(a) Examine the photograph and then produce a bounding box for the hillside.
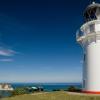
[1,91,100,100]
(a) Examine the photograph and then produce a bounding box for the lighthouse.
[76,2,100,94]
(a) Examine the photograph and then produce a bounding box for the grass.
[1,91,100,100]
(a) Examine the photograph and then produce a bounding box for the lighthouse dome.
[84,2,100,22]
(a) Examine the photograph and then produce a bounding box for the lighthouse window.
[84,7,97,22]
[96,8,100,19]
[90,24,95,33]
[90,8,96,20]
[83,79,85,88]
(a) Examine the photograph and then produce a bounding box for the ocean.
[11,83,82,91]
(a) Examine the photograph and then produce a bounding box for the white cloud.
[0,48,17,56]
[0,59,13,62]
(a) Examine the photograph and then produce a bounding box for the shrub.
[11,88,28,96]
[67,86,81,92]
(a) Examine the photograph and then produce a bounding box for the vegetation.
[11,87,44,96]
[67,86,81,92]
[53,89,62,91]
[1,91,100,100]
[11,88,28,96]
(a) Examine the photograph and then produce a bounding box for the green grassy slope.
[1,91,100,100]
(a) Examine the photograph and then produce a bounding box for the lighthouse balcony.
[76,20,100,43]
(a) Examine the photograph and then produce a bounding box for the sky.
[0,0,99,83]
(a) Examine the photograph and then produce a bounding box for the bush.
[67,86,81,92]
[11,88,28,96]
[53,89,60,91]
[11,87,44,96]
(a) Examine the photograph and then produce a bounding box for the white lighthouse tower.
[76,2,100,94]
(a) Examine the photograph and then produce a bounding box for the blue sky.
[0,0,98,83]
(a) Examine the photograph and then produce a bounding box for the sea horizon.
[0,82,81,84]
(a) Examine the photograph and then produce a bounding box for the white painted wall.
[83,40,100,91]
